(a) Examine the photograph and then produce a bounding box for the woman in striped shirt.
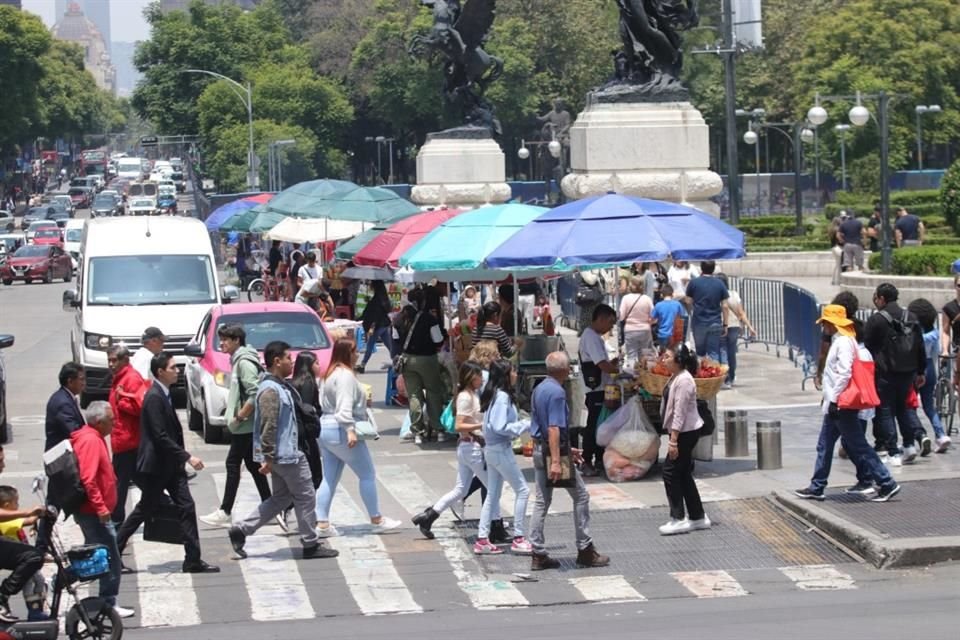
[472,301,515,358]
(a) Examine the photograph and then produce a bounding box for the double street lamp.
[915,104,942,170]
[267,139,295,192]
[182,69,257,191]
[742,115,813,234]
[519,134,563,204]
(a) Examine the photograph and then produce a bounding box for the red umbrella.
[353,207,463,269]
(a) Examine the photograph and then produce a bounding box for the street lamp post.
[182,68,257,191]
[375,136,395,184]
[268,139,295,192]
[834,124,850,191]
[743,117,807,234]
[519,133,564,205]
[915,104,942,170]
[736,108,766,213]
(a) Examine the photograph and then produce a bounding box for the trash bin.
[756,420,782,469]
[724,409,749,457]
[693,396,716,462]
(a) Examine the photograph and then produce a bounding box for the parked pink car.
[184,302,333,443]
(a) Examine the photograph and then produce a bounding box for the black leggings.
[662,430,705,521]
[221,432,271,514]
[0,537,43,598]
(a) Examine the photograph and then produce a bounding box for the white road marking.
[779,565,857,591]
[326,486,423,615]
[127,487,202,628]
[694,479,737,503]
[568,575,646,604]
[212,473,315,621]
[671,570,749,598]
[378,464,529,610]
[585,483,648,511]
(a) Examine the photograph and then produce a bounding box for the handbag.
[617,295,642,348]
[540,431,576,488]
[837,340,881,410]
[393,311,422,374]
[143,503,184,545]
[440,400,456,434]
[354,408,381,441]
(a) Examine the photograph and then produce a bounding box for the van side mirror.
[221,285,240,302]
[0,334,13,349]
[184,342,203,358]
[62,289,80,311]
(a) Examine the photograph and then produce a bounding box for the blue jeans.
[361,325,394,367]
[315,425,380,522]
[719,326,740,383]
[918,378,946,439]
[477,442,529,540]
[808,411,895,493]
[692,322,722,362]
[74,513,121,607]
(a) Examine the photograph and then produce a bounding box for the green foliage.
[868,246,960,275]
[206,120,319,193]
[746,240,832,252]
[0,7,51,152]
[940,157,960,233]
[824,201,942,220]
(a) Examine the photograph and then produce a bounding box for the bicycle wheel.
[947,386,957,437]
[935,377,954,436]
[247,279,265,302]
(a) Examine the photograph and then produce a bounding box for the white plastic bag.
[596,403,632,448]
[602,398,660,482]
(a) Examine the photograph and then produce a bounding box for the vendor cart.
[514,335,586,429]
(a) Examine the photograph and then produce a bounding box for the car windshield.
[68,189,85,196]
[87,255,217,306]
[214,312,329,352]
[14,245,49,257]
[65,229,82,242]
[27,208,47,216]
[93,197,114,206]
[28,222,55,230]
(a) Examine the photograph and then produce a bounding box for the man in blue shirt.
[650,284,687,347]
[528,351,609,571]
[684,260,729,362]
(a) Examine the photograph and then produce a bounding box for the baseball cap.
[142,326,165,342]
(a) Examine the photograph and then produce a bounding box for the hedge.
[824,202,942,220]
[835,189,940,207]
[867,245,960,275]
[738,222,816,238]
[747,240,831,252]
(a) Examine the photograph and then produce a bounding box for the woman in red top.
[108,345,147,526]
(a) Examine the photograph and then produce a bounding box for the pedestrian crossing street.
[48,463,863,630]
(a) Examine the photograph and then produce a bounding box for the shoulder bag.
[393,311,422,374]
[618,294,642,347]
[838,339,881,410]
[532,392,576,488]
[354,408,381,441]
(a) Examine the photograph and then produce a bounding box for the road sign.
[140,135,159,146]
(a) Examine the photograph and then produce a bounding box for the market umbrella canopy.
[400,203,549,281]
[205,193,273,231]
[259,179,360,216]
[259,181,419,223]
[485,194,745,269]
[353,208,463,269]
[263,217,366,243]
[333,205,424,262]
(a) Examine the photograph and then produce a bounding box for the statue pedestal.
[560,97,722,214]
[411,129,511,208]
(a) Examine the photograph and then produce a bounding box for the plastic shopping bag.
[596,403,632,448]
[602,397,660,482]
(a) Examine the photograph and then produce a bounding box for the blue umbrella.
[204,193,273,232]
[484,194,745,270]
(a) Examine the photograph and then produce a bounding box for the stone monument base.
[560,96,722,215]
[411,128,510,208]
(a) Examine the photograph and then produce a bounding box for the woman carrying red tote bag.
[838,338,880,410]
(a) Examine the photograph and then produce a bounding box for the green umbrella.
[259,182,418,223]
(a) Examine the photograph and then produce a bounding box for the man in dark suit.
[44,362,86,452]
[115,352,219,574]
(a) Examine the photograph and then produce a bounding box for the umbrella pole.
[514,272,520,337]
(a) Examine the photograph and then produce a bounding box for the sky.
[23,0,153,42]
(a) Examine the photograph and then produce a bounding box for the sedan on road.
[24,220,58,243]
[127,197,156,216]
[91,194,122,217]
[67,186,93,209]
[32,227,64,246]
[0,243,73,285]
[184,302,333,443]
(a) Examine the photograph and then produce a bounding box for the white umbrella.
[264,217,365,243]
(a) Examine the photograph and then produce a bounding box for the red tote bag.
[838,343,881,410]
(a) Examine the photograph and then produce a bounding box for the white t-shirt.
[295,278,323,305]
[726,290,742,329]
[579,326,614,386]
[298,263,320,283]
[456,390,481,423]
[130,346,155,381]
[667,264,699,297]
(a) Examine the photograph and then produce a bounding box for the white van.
[63,217,238,404]
[63,219,84,269]
[115,157,144,181]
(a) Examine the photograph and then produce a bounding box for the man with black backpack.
[864,283,928,465]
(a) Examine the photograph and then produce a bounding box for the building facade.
[52,2,116,94]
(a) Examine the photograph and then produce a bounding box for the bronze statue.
[611,0,699,96]
[536,99,572,145]
[409,0,504,135]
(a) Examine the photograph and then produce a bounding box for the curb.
[771,490,960,569]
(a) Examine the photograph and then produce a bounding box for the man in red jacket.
[108,345,145,526]
[70,401,135,619]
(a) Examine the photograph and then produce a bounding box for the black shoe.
[182,559,220,573]
[228,526,247,559]
[0,595,17,623]
[355,364,365,374]
[793,487,825,501]
[843,482,876,496]
[411,507,439,540]
[303,544,339,559]
[489,519,511,544]
[531,553,561,571]
[920,436,932,457]
[869,483,901,503]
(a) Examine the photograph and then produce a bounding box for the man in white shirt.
[295,278,335,318]
[130,326,165,381]
[667,261,699,298]
[296,252,320,288]
[577,304,619,477]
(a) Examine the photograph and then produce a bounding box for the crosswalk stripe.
[326,487,423,615]
[568,575,646,604]
[694,479,736,503]
[377,464,529,610]
[670,570,749,598]
[128,487,202,628]
[212,473,316,621]
[779,565,857,591]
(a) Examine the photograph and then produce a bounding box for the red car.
[32,228,63,246]
[0,244,73,285]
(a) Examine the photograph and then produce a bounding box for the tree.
[205,120,318,193]
[0,7,51,154]
[940,156,960,232]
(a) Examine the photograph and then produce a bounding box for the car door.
[56,246,71,275]
[186,311,213,407]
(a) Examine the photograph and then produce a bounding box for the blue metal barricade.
[783,283,822,388]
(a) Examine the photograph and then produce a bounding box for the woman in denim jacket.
[473,360,531,555]
[315,338,400,536]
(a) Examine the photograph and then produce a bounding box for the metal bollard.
[724,409,749,457]
[756,420,782,470]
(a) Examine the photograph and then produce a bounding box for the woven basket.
[636,365,729,400]
[636,369,670,396]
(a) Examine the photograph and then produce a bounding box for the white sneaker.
[400,430,415,442]
[902,446,918,464]
[316,524,340,538]
[113,605,136,619]
[887,454,903,467]
[199,508,231,528]
[371,517,402,534]
[936,436,952,453]
[658,518,692,536]
[436,431,449,443]
[414,434,424,445]
[689,516,712,531]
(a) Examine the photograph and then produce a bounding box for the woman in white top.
[411,361,501,538]
[667,261,698,298]
[315,338,400,535]
[716,274,757,388]
[618,275,654,366]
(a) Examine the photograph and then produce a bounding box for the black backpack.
[879,309,921,373]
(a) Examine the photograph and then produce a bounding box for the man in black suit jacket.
[44,362,86,452]
[115,352,219,574]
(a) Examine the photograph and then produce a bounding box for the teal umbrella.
[256,182,418,224]
[399,203,549,282]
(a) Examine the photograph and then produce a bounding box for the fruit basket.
[634,359,728,400]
